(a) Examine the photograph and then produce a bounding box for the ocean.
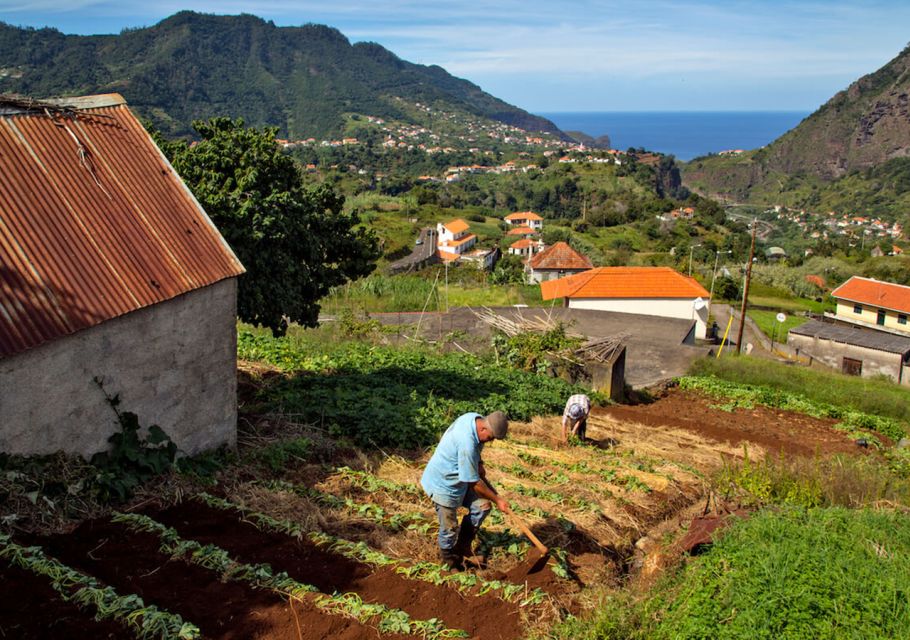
[539,111,810,161]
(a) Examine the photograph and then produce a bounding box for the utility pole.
[688,243,702,277]
[736,219,757,354]
[707,249,731,318]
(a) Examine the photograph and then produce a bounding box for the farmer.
[420,411,511,570]
[562,393,591,442]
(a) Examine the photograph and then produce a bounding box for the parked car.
[415,238,423,245]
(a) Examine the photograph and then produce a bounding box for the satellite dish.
[693,297,706,310]
[776,312,787,323]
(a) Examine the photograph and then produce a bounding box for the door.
[877,309,886,326]
[842,357,863,376]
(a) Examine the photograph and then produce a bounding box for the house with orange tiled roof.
[508,238,545,258]
[436,218,477,257]
[830,276,910,335]
[540,267,711,339]
[506,225,537,237]
[504,211,543,230]
[526,241,593,284]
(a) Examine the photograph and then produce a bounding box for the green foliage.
[163,117,379,335]
[90,380,178,503]
[0,533,199,639]
[716,451,910,508]
[491,325,583,377]
[249,437,312,473]
[614,508,910,639]
[238,330,596,447]
[686,358,910,437]
[489,254,527,285]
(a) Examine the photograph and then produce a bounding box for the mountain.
[0,11,567,140]
[684,43,910,202]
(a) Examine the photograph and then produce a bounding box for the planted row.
[194,493,547,607]
[0,533,199,640]
[112,512,468,639]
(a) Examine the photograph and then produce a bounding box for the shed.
[526,241,593,284]
[0,94,245,457]
[789,319,910,385]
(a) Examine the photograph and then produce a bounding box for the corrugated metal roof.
[540,267,710,301]
[0,93,244,359]
[790,319,910,355]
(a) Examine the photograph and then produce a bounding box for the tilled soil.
[0,564,131,639]
[597,388,864,457]
[154,501,526,640]
[31,520,409,640]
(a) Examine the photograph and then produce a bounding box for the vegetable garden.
[3,331,907,639]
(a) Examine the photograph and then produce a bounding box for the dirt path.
[596,388,862,457]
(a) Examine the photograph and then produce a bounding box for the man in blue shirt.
[420,410,510,569]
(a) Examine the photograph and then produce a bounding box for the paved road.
[388,227,436,273]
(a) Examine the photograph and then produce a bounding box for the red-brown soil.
[154,500,525,640]
[597,389,863,457]
[30,520,409,640]
[0,564,131,639]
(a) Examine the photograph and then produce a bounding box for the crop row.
[678,375,905,443]
[111,512,468,639]
[195,492,550,605]
[0,532,199,639]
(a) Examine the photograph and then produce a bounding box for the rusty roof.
[540,267,710,301]
[0,93,244,359]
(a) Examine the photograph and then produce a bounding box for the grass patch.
[716,451,910,508]
[746,309,809,344]
[688,357,910,433]
[582,507,910,639]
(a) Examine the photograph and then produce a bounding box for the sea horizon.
[539,110,810,161]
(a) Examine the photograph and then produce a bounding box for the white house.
[436,218,477,257]
[540,267,711,339]
[0,94,245,457]
[508,238,545,258]
[504,211,543,230]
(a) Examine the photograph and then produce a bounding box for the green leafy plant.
[0,533,199,639]
[111,512,466,639]
[90,378,178,502]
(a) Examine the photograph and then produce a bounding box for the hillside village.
[1,11,910,640]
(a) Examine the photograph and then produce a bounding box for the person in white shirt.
[562,393,591,442]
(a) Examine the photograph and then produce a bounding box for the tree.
[490,254,527,285]
[162,118,379,335]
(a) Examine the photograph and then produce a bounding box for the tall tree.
[162,117,379,335]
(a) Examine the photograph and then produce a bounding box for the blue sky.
[1,1,908,113]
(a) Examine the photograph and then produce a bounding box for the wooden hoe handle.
[506,510,549,555]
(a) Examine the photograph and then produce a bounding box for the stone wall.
[0,279,238,457]
[788,333,908,385]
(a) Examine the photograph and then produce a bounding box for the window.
[877,309,886,326]
[853,304,862,314]
[900,314,908,325]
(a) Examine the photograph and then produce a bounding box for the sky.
[1,1,909,113]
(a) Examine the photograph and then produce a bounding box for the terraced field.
[1,408,758,639]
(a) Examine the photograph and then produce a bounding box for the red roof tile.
[529,242,592,271]
[832,276,910,314]
[540,267,709,301]
[0,94,244,359]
